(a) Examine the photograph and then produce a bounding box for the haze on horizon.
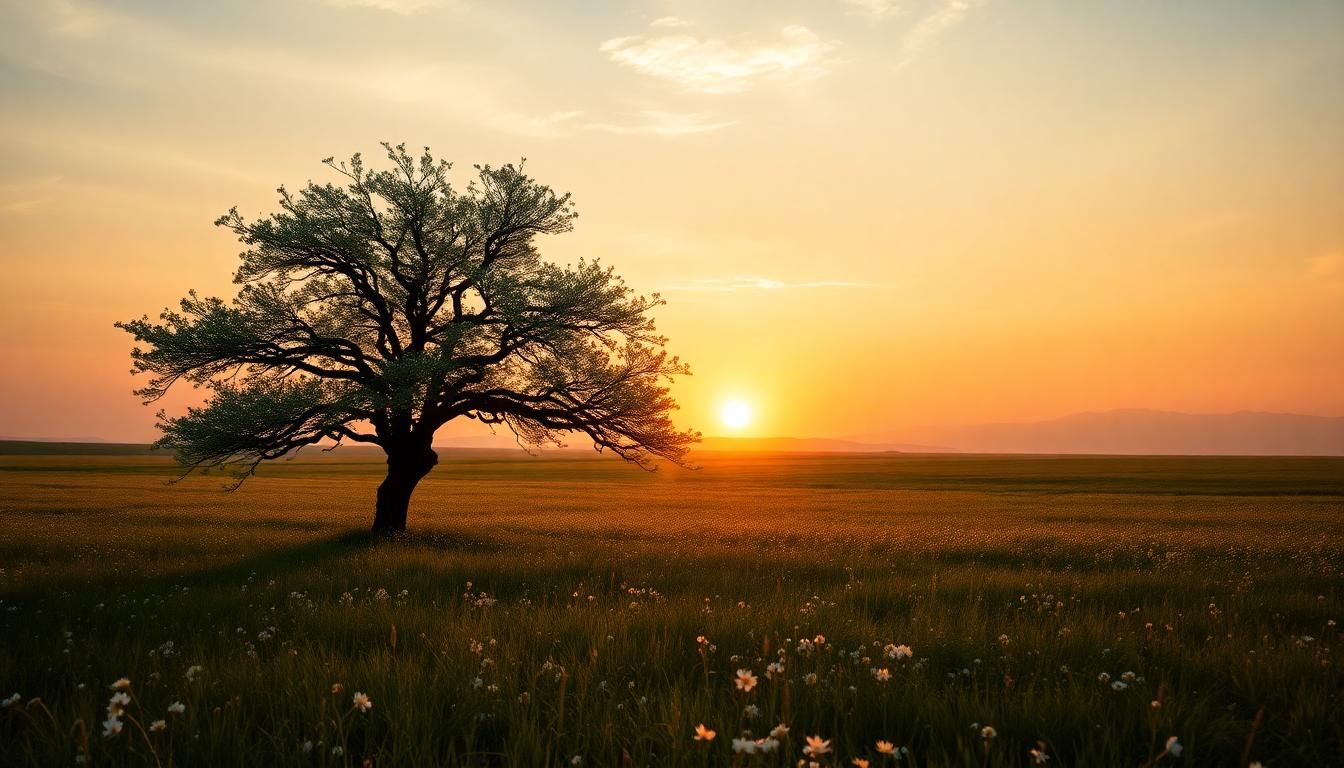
[1,0,1341,445]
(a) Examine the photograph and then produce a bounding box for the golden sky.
[1,0,1341,442]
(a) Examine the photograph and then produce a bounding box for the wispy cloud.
[661,277,887,292]
[600,24,835,94]
[314,0,439,15]
[483,110,586,138]
[5,1,583,140]
[585,110,736,136]
[0,175,64,216]
[840,0,903,19]
[47,0,102,38]
[896,0,987,69]
[649,16,692,29]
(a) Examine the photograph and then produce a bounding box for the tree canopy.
[118,144,697,530]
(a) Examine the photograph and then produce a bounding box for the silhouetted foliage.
[118,144,697,531]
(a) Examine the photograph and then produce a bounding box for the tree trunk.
[372,444,438,533]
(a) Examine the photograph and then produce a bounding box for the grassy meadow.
[0,448,1340,766]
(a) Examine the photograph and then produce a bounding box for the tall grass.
[0,452,1339,765]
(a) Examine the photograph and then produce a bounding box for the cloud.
[46,0,104,38]
[649,16,692,28]
[314,0,439,14]
[840,0,903,19]
[477,110,586,138]
[585,110,736,136]
[895,0,987,69]
[4,2,584,140]
[600,24,835,94]
[0,176,64,216]
[661,277,887,292]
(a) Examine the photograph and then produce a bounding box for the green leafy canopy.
[117,143,698,484]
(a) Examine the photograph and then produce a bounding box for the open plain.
[0,449,1340,766]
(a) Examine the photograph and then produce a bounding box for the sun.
[719,399,753,430]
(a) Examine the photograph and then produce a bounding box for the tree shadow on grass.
[6,528,512,602]
[165,528,510,589]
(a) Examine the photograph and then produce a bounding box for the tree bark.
[372,444,438,533]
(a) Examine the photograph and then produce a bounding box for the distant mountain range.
[853,409,1344,456]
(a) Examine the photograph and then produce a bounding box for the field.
[0,449,1340,767]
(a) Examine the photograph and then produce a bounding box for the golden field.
[0,450,1340,766]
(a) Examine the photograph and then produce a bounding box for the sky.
[1,0,1342,443]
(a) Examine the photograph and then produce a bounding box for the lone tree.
[118,145,697,532]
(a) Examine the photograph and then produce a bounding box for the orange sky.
[1,0,1342,443]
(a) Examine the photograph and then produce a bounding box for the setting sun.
[719,400,753,430]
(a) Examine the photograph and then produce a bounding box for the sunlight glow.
[719,399,753,430]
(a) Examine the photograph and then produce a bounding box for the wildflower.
[735,669,758,692]
[803,735,832,756]
[1,693,20,708]
[109,678,131,691]
[1120,671,1137,683]
[853,760,870,768]
[149,720,167,733]
[518,692,530,705]
[168,701,185,715]
[1165,736,1182,757]
[106,692,130,717]
[756,737,780,753]
[770,723,790,739]
[766,661,785,678]
[352,692,372,712]
[885,643,913,660]
[472,677,483,689]
[331,683,343,695]
[694,723,716,741]
[102,717,123,738]
[875,740,896,755]
[744,704,760,718]
[302,741,313,753]
[1151,700,1162,709]
[1111,681,1128,691]
[571,757,583,766]
[732,737,758,754]
[873,668,891,682]
[981,726,997,740]
[1030,746,1050,764]
[1097,672,1111,683]
[331,746,344,757]
[805,673,818,685]
[997,634,1010,647]
[814,634,826,644]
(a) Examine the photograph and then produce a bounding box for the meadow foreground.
[0,450,1340,766]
